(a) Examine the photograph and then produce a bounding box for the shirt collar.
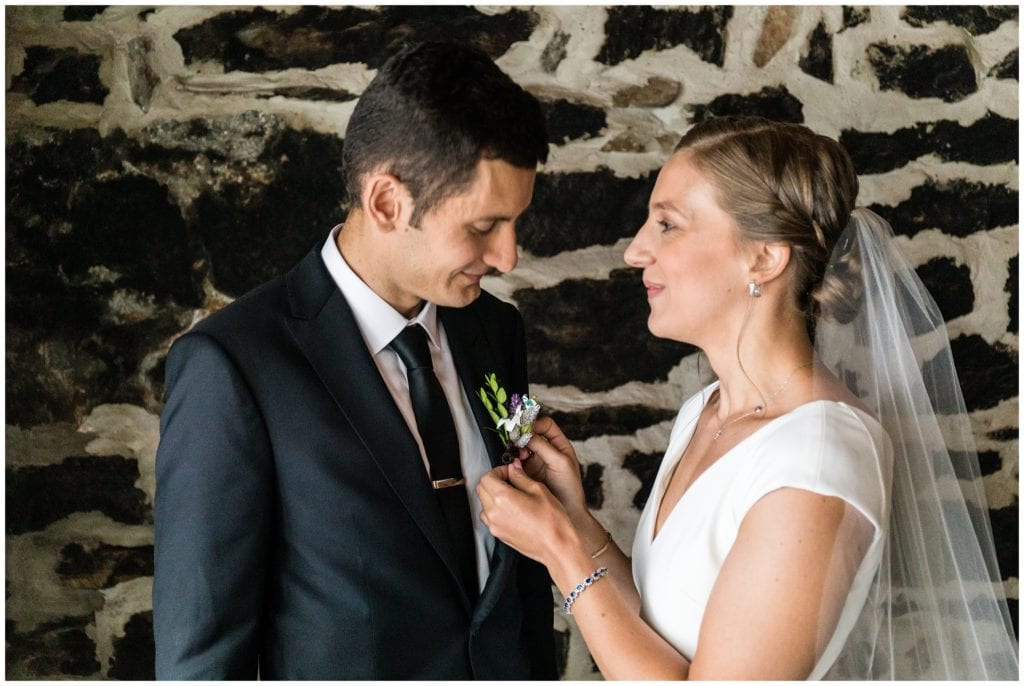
[320,225,441,355]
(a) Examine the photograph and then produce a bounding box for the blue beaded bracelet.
[562,566,609,615]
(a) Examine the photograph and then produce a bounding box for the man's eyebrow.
[471,214,514,223]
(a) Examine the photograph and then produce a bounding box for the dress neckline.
[648,383,871,546]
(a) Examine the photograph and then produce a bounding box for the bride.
[477,116,1018,679]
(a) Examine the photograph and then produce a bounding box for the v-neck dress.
[631,383,893,679]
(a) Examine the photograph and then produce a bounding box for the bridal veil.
[815,208,1018,679]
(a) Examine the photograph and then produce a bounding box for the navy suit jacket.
[153,245,556,679]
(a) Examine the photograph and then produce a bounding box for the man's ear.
[748,241,792,287]
[360,172,411,232]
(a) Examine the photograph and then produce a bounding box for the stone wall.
[5,5,1018,679]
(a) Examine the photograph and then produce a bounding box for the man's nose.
[485,223,519,274]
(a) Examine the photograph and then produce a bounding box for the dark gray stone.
[140,109,285,160]
[1008,255,1018,333]
[516,169,654,257]
[256,86,357,102]
[690,85,804,124]
[867,180,1017,239]
[553,627,570,677]
[6,128,202,425]
[988,504,1018,580]
[841,112,1018,174]
[541,99,607,144]
[581,463,605,509]
[990,49,1018,80]
[799,21,833,83]
[948,449,999,480]
[841,6,870,31]
[6,456,150,534]
[622,450,665,510]
[942,335,1017,412]
[6,616,101,678]
[108,612,155,680]
[902,5,1017,35]
[63,6,106,22]
[547,404,679,441]
[57,543,154,589]
[10,46,108,105]
[174,6,538,73]
[987,427,1018,441]
[974,450,1002,477]
[915,257,974,322]
[597,6,733,67]
[868,43,977,102]
[6,129,199,306]
[517,269,695,392]
[541,31,570,73]
[192,127,347,297]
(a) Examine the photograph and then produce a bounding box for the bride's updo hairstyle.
[674,116,861,326]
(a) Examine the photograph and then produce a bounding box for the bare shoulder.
[808,366,874,417]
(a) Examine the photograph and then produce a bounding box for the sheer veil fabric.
[815,209,1018,679]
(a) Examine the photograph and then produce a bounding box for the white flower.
[496,405,523,433]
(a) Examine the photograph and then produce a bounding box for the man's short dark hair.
[342,41,549,225]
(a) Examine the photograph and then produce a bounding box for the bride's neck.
[703,315,815,419]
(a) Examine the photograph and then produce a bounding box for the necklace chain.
[712,362,814,441]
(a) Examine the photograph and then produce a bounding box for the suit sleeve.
[508,307,559,679]
[153,332,273,679]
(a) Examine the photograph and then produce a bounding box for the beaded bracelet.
[562,566,609,615]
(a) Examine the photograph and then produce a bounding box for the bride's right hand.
[521,415,588,519]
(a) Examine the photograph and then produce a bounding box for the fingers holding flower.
[522,416,587,518]
[475,376,588,523]
[477,459,573,566]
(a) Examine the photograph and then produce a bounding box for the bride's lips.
[643,279,664,299]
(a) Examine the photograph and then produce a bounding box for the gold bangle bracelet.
[589,529,612,559]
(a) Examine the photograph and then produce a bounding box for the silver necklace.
[712,362,814,441]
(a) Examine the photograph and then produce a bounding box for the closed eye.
[471,220,499,235]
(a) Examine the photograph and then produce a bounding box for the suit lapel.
[283,249,469,612]
[439,306,506,465]
[439,305,520,624]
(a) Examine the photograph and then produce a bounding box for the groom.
[153,42,555,679]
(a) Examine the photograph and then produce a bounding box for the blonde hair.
[675,116,861,324]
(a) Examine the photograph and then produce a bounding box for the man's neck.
[336,210,424,318]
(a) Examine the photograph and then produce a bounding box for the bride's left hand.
[477,458,576,566]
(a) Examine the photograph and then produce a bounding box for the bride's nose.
[624,225,652,268]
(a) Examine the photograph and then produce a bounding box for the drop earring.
[747,280,762,298]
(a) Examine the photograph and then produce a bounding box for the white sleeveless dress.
[631,383,893,679]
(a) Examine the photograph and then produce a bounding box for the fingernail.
[513,458,523,469]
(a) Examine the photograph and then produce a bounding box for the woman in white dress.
[477,116,1018,679]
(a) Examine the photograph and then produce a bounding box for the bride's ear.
[747,241,792,287]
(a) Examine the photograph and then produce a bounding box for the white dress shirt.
[321,225,494,592]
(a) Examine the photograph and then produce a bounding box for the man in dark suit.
[153,42,555,679]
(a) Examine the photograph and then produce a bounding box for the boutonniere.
[477,373,542,463]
